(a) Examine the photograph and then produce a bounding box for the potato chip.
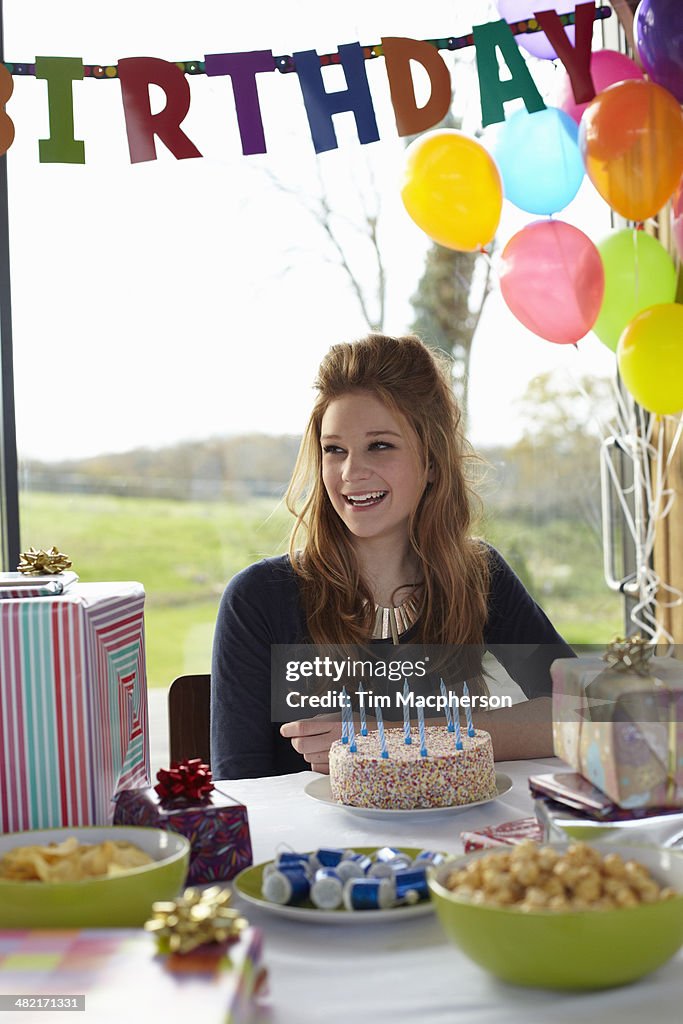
[39,838,80,861]
[109,841,154,870]
[79,843,111,878]
[0,837,154,883]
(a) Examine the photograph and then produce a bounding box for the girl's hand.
[280,715,342,774]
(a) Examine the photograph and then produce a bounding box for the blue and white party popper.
[262,865,311,905]
[311,868,344,910]
[343,877,394,911]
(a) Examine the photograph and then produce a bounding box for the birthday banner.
[0,4,609,164]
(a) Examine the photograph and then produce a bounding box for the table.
[225,758,683,1024]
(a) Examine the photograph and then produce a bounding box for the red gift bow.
[155,758,215,803]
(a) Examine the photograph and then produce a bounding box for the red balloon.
[499,220,605,345]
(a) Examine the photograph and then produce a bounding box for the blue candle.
[376,704,388,759]
[402,680,412,744]
[440,679,454,732]
[417,704,427,757]
[348,712,356,753]
[454,711,463,751]
[463,681,475,737]
[358,682,368,736]
[341,686,349,744]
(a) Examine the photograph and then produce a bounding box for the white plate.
[233,846,435,924]
[303,772,513,819]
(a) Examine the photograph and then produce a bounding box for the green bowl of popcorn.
[428,841,683,990]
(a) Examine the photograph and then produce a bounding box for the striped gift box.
[0,582,150,831]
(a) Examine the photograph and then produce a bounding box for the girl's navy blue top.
[210,548,573,779]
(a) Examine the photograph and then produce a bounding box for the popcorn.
[444,841,678,912]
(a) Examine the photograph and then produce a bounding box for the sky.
[4,0,619,461]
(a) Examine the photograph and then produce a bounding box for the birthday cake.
[328,726,497,810]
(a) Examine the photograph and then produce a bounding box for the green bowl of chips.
[428,842,683,990]
[0,825,190,928]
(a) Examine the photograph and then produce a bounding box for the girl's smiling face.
[320,390,430,546]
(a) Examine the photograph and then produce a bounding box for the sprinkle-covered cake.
[329,726,497,810]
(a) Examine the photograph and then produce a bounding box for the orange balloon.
[401,130,503,252]
[579,80,683,222]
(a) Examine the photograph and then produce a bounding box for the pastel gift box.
[0,927,266,1024]
[0,582,149,832]
[460,817,542,852]
[551,654,683,809]
[113,785,253,884]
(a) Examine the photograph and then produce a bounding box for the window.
[4,1,623,697]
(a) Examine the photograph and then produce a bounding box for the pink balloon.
[673,177,683,261]
[554,49,645,124]
[499,220,605,345]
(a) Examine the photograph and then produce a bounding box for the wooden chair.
[168,673,211,765]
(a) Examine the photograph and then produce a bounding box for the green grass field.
[20,491,623,687]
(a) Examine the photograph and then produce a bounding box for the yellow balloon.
[617,303,683,415]
[401,129,503,252]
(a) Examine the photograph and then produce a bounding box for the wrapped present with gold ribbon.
[551,637,683,810]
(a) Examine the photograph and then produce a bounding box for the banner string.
[1,7,612,79]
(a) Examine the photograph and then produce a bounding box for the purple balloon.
[496,0,576,61]
[635,0,683,103]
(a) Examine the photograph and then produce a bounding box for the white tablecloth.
[225,759,683,1024]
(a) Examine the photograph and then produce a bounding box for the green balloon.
[594,230,677,352]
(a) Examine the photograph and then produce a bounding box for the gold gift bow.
[145,885,248,955]
[17,547,72,575]
[602,635,655,677]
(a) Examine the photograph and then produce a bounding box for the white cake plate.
[303,771,513,819]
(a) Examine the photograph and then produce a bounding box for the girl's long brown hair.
[286,333,490,648]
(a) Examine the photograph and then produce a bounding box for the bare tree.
[410,244,492,425]
[262,160,387,332]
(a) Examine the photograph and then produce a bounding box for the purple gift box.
[113,785,252,885]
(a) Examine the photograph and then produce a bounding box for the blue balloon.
[488,106,584,215]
